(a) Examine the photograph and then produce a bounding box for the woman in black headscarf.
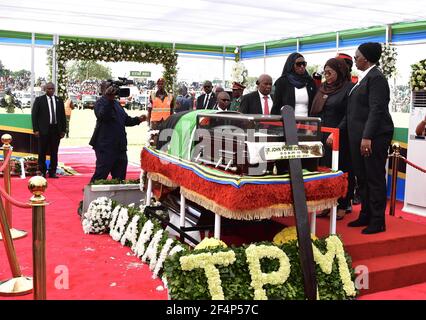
[271,52,317,116]
[311,58,354,220]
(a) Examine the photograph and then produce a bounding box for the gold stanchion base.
[0,276,33,296]
[0,228,28,240]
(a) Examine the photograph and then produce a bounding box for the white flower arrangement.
[245,244,291,300]
[230,61,248,85]
[110,207,129,241]
[152,238,175,279]
[142,229,164,269]
[410,58,426,91]
[379,44,397,79]
[133,219,154,256]
[120,215,140,247]
[180,251,236,300]
[312,235,356,297]
[82,197,113,234]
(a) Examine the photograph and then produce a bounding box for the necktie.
[263,95,270,115]
[204,94,210,109]
[49,96,56,124]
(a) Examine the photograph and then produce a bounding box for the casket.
[191,113,324,175]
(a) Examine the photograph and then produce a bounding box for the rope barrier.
[0,148,13,172]
[389,152,426,174]
[0,185,32,209]
[400,156,426,174]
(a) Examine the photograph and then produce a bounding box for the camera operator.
[89,80,147,183]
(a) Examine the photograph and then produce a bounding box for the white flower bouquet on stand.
[379,44,397,79]
[231,61,248,85]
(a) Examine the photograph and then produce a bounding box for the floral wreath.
[379,43,397,79]
[55,39,178,99]
[410,59,426,91]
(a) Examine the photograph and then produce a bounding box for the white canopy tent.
[1,0,426,46]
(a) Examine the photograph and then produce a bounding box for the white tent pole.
[386,25,391,44]
[30,33,35,107]
[222,45,226,87]
[52,35,58,89]
[173,42,176,93]
[263,42,266,73]
[296,38,300,52]
[336,31,339,54]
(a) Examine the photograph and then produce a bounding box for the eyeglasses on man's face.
[295,61,307,67]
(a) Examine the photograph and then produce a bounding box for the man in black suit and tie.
[336,42,394,234]
[196,81,216,109]
[32,82,66,178]
[239,74,273,115]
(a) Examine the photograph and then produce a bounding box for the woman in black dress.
[310,58,354,220]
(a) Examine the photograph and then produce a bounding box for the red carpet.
[0,146,167,300]
[2,146,426,299]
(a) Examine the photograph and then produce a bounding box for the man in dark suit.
[196,81,216,109]
[239,74,273,115]
[89,81,146,183]
[337,42,394,234]
[32,82,66,178]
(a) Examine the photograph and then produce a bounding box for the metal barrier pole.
[0,191,33,296]
[0,134,27,240]
[389,143,400,216]
[28,176,48,300]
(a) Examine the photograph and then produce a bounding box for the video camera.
[105,77,134,97]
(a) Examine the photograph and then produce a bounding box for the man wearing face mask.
[89,81,146,183]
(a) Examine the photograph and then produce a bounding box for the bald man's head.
[257,74,272,96]
[216,91,231,110]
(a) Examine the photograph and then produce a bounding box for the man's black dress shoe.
[49,174,59,178]
[317,209,330,218]
[347,219,369,227]
[361,225,386,234]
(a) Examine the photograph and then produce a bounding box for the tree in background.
[67,61,112,81]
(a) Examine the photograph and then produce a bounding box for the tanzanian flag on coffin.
[0,114,39,157]
[387,127,408,201]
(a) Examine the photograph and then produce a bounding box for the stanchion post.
[1,134,13,225]
[389,143,400,216]
[28,176,48,300]
[0,134,28,240]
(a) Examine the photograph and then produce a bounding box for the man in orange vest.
[64,97,75,138]
[147,78,174,130]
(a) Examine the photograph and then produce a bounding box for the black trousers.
[350,134,392,227]
[90,149,128,183]
[38,124,61,176]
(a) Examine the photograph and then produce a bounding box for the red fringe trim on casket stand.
[141,149,348,220]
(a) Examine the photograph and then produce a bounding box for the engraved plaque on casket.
[191,112,323,176]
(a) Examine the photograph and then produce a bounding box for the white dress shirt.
[257,91,273,115]
[47,95,57,124]
[203,93,212,109]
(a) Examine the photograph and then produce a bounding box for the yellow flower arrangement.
[312,235,356,297]
[180,251,236,300]
[245,244,291,300]
[194,237,228,250]
[273,226,317,245]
